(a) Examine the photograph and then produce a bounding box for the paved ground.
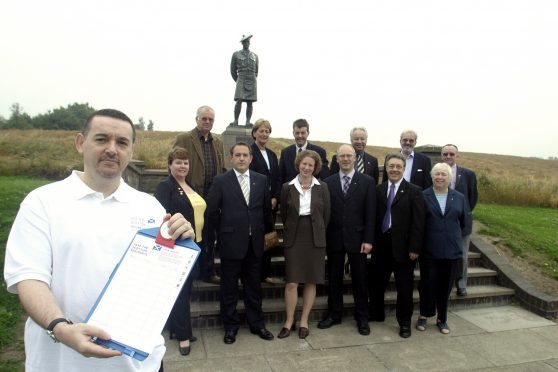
[162,305,558,371]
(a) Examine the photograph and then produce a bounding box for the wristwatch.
[46,318,73,343]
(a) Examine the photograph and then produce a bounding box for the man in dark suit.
[206,142,274,344]
[279,118,329,183]
[383,130,432,189]
[319,144,376,335]
[330,127,380,184]
[369,153,425,338]
[441,144,478,296]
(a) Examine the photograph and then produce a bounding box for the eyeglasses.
[442,153,456,157]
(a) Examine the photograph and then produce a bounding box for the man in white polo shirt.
[4,109,194,372]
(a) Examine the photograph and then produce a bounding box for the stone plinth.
[221,125,254,170]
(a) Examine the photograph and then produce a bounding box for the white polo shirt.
[4,171,166,372]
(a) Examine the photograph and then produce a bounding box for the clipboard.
[84,227,200,361]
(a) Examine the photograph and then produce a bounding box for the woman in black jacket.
[155,147,206,356]
[249,119,282,284]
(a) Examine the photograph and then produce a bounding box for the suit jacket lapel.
[455,166,463,189]
[445,189,456,216]
[392,180,407,206]
[248,170,258,206]
[291,184,300,212]
[189,129,205,165]
[426,188,444,216]
[331,174,343,198]
[345,173,360,199]
[378,182,388,207]
[253,145,271,176]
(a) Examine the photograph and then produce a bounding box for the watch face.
[46,330,58,342]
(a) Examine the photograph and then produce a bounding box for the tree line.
[0,103,154,131]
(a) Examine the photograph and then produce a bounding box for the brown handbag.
[264,231,279,251]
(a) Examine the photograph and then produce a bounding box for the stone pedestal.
[221,124,254,170]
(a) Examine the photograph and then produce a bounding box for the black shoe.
[317,317,341,329]
[178,344,191,356]
[223,330,237,344]
[457,288,467,297]
[357,321,370,335]
[399,325,411,338]
[250,328,274,341]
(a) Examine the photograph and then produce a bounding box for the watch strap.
[46,318,73,343]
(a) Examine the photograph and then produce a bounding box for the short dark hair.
[385,153,406,168]
[168,147,189,164]
[293,118,309,130]
[230,141,252,155]
[294,149,322,176]
[167,147,190,173]
[83,109,136,143]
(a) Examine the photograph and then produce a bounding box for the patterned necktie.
[298,147,302,153]
[239,174,250,204]
[356,154,364,173]
[342,175,350,196]
[382,183,396,233]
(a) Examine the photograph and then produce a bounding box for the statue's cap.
[240,34,253,42]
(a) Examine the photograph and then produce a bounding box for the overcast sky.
[1,0,557,158]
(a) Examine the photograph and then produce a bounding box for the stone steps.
[190,285,515,328]
[192,265,500,302]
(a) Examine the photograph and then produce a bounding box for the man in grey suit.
[206,142,274,344]
[441,144,478,296]
[330,127,380,184]
[383,130,432,189]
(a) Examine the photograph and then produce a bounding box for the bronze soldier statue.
[231,34,259,126]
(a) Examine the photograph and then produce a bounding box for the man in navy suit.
[369,153,425,338]
[330,127,380,184]
[279,119,329,183]
[383,130,432,189]
[206,142,274,344]
[319,144,376,335]
[441,144,478,296]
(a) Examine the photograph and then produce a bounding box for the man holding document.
[4,109,195,372]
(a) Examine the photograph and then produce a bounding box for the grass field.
[475,203,558,280]
[2,129,557,208]
[0,177,51,369]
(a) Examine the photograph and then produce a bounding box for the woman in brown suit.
[278,150,330,339]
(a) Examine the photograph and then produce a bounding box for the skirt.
[284,216,325,284]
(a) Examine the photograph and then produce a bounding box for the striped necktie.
[356,154,364,173]
[342,175,350,196]
[239,174,250,204]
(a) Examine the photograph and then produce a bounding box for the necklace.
[298,176,312,190]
